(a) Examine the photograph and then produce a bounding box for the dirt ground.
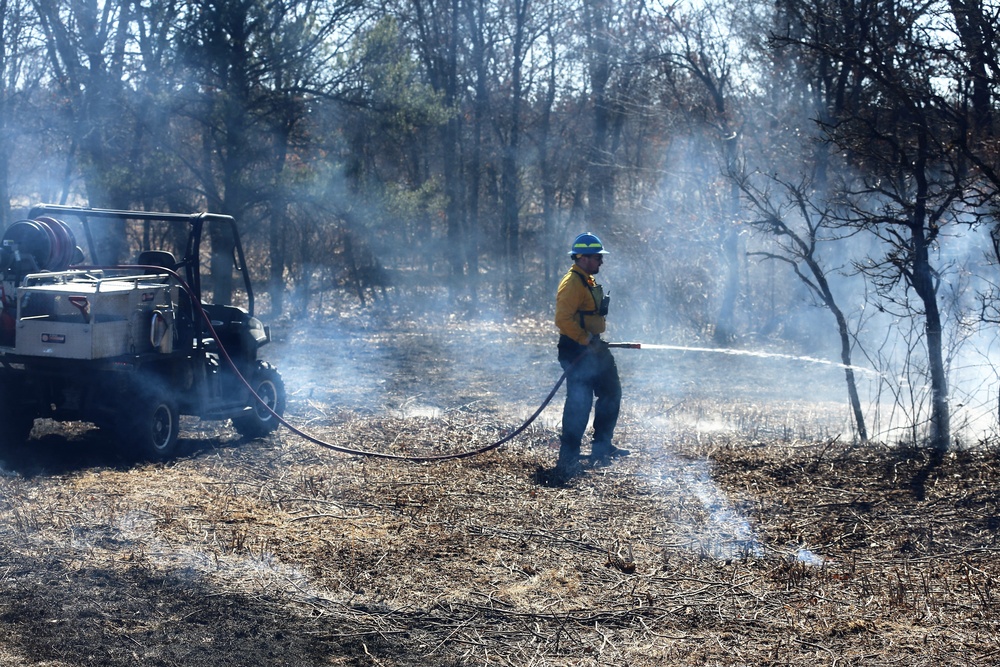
[0,311,999,666]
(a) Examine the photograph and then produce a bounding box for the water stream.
[630,343,881,376]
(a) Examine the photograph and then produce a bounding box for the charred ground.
[0,312,998,666]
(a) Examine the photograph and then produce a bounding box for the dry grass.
[0,316,998,666]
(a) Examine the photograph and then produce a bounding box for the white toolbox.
[15,271,175,359]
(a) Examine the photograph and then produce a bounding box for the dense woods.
[2,0,1000,448]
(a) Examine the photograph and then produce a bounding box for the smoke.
[679,465,763,559]
[646,447,831,564]
[266,305,557,424]
[2,0,995,453]
[601,114,1000,446]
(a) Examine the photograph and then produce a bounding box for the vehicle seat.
[136,250,176,273]
[136,250,194,346]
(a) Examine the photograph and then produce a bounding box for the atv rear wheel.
[118,389,180,460]
[0,381,34,445]
[232,362,285,440]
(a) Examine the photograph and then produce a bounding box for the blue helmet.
[569,232,609,256]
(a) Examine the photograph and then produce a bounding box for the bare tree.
[526,0,575,284]
[0,0,43,227]
[460,0,492,310]
[175,0,359,306]
[406,0,463,291]
[32,0,138,262]
[946,0,996,136]
[653,1,748,344]
[771,0,977,450]
[739,172,869,442]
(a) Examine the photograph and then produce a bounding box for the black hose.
[122,264,579,463]
[223,318,578,462]
[273,364,573,462]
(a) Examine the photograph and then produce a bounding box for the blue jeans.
[558,339,621,460]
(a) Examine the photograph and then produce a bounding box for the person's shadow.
[909,446,946,501]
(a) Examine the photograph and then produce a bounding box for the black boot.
[551,447,583,483]
[591,442,630,466]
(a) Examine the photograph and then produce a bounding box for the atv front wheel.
[232,362,286,440]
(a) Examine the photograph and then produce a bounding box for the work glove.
[588,336,609,354]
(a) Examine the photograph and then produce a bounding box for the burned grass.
[0,319,998,665]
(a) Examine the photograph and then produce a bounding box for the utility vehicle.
[0,205,285,459]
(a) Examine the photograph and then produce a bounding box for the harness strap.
[575,271,600,327]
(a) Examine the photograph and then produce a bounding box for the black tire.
[118,388,180,460]
[232,362,286,440]
[0,385,35,445]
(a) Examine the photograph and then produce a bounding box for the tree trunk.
[268,201,287,319]
[463,0,488,313]
[714,136,741,345]
[909,136,950,451]
[584,0,613,228]
[948,0,993,135]
[798,252,869,442]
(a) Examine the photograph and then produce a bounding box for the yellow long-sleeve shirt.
[555,265,606,345]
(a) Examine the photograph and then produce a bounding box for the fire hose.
[213,318,642,461]
[128,263,642,462]
[218,332,641,462]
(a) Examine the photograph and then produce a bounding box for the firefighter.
[551,232,629,481]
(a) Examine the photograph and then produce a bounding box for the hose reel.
[0,217,82,276]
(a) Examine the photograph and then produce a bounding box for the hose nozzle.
[607,342,641,349]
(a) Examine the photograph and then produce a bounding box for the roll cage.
[26,204,255,316]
